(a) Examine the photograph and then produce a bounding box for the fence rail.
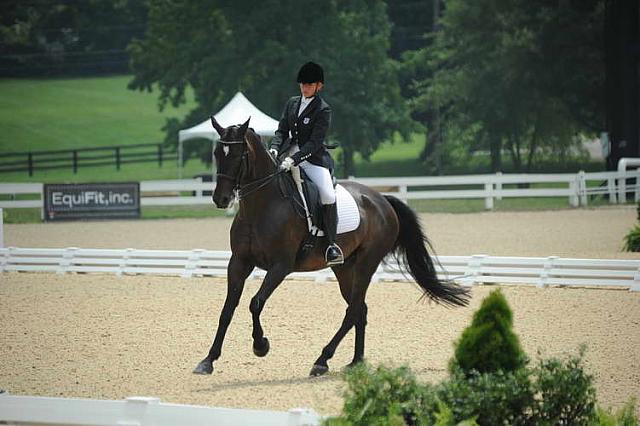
[0,166,639,213]
[0,143,173,176]
[2,247,638,291]
[0,393,321,426]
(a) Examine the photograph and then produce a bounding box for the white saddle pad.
[336,184,360,234]
[297,181,360,237]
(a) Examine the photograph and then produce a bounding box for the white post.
[465,254,487,286]
[495,171,503,200]
[0,208,3,248]
[632,265,640,292]
[196,176,203,198]
[484,182,494,210]
[537,256,558,288]
[569,179,579,207]
[178,139,183,179]
[578,170,587,206]
[607,177,617,203]
[399,184,408,204]
[617,158,640,204]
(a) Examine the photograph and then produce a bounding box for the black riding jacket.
[269,95,333,170]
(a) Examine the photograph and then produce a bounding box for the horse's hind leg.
[309,255,367,376]
[310,250,381,377]
[193,256,254,375]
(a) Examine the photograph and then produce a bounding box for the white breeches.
[288,146,336,204]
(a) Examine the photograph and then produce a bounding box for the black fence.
[0,143,175,176]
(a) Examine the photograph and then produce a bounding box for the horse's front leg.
[249,263,290,358]
[193,255,254,375]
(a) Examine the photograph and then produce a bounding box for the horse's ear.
[239,117,251,135]
[210,116,225,136]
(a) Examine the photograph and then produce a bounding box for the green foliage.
[623,224,640,252]
[128,0,413,177]
[408,0,605,172]
[1,1,147,77]
[329,350,616,426]
[439,368,534,425]
[450,290,526,374]
[596,398,639,426]
[530,348,597,424]
[323,364,436,426]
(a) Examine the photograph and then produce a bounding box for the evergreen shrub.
[449,289,526,374]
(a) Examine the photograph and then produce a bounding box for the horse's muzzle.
[212,194,231,209]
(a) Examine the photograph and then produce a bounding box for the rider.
[269,61,344,266]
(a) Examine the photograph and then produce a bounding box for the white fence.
[2,247,638,291]
[1,165,639,214]
[0,393,321,426]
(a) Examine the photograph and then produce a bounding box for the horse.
[193,117,471,377]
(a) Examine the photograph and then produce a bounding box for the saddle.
[278,167,333,259]
[280,168,330,228]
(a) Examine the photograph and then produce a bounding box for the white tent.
[177,92,279,177]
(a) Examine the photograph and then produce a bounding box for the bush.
[623,224,640,252]
[327,352,617,425]
[596,398,639,426]
[530,348,596,424]
[437,368,533,425]
[449,289,526,374]
[323,364,440,426]
[325,291,636,425]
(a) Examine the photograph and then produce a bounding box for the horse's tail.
[384,195,470,307]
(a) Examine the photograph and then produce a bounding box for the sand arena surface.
[1,206,639,415]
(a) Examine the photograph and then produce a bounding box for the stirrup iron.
[325,243,344,266]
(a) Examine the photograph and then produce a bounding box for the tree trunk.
[605,0,640,170]
[490,136,502,172]
[341,146,355,178]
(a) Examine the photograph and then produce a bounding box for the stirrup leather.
[325,243,344,266]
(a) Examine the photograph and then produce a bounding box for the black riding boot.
[323,202,344,266]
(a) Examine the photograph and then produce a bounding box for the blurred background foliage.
[1,0,636,178]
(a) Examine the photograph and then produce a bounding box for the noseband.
[216,137,284,201]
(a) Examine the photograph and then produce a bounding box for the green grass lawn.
[0,75,615,223]
[0,75,194,153]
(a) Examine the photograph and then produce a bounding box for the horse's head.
[211,116,252,208]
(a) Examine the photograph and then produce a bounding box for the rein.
[217,137,284,201]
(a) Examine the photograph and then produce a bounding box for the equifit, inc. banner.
[44,182,140,221]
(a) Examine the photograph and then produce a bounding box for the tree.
[393,0,445,174]
[0,0,147,76]
[409,0,605,173]
[127,0,412,176]
[604,0,640,170]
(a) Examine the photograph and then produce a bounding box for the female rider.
[269,61,343,266]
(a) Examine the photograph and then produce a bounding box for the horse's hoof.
[309,364,329,377]
[253,337,270,357]
[193,359,213,375]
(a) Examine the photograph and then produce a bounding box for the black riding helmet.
[297,61,324,84]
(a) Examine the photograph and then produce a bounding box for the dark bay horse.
[193,117,470,377]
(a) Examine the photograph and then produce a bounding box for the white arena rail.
[2,161,639,213]
[0,393,321,426]
[1,247,638,291]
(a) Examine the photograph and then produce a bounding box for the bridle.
[216,137,285,201]
[215,138,247,191]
